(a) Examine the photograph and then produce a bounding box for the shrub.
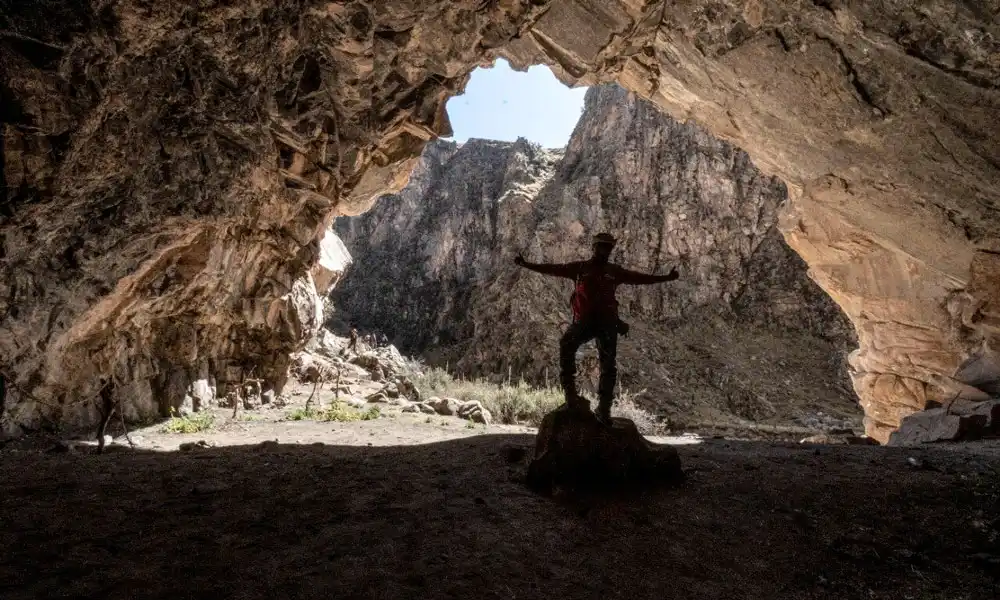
[286,403,380,423]
[286,407,319,421]
[160,410,215,433]
[413,368,564,426]
[319,402,380,422]
[479,381,563,426]
[412,367,454,394]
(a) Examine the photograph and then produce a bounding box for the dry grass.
[160,410,215,433]
[412,367,564,426]
[410,367,659,430]
[286,403,380,423]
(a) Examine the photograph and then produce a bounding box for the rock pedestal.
[526,406,684,494]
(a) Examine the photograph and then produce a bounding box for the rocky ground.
[1,419,999,599]
[1,336,997,598]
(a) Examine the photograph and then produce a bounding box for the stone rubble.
[887,399,1000,446]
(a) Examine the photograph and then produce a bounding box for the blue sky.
[444,59,588,149]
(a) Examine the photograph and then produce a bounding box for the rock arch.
[1,1,997,442]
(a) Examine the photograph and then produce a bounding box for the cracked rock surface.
[2,1,999,442]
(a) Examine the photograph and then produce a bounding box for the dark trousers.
[559,317,618,410]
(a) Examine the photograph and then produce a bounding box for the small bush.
[413,368,564,426]
[286,403,380,423]
[319,402,380,422]
[286,407,319,421]
[480,381,563,426]
[412,367,453,393]
[161,410,215,434]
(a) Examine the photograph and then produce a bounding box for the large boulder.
[349,345,407,380]
[427,397,462,416]
[526,406,684,495]
[887,400,1000,446]
[457,400,492,425]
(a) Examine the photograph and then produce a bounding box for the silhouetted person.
[515,232,678,424]
[347,327,359,352]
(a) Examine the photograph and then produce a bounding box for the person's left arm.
[612,265,679,285]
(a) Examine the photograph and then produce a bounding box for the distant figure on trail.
[341,327,360,356]
[514,232,679,425]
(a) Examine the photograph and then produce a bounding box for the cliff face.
[2,0,998,441]
[334,85,859,429]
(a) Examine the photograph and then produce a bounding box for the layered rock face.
[335,84,859,429]
[1,1,998,441]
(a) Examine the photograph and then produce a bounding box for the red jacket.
[520,259,676,321]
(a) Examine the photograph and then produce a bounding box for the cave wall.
[2,0,998,442]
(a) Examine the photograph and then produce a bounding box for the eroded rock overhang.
[1,1,998,442]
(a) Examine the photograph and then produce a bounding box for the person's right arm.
[514,255,581,279]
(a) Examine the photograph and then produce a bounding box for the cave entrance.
[332,70,863,441]
[443,58,587,148]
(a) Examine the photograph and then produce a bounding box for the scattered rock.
[365,391,389,403]
[291,351,339,383]
[179,440,213,451]
[906,456,938,471]
[458,400,492,425]
[427,396,461,416]
[383,383,400,399]
[799,432,875,445]
[401,402,435,414]
[396,377,421,401]
[261,389,275,405]
[887,400,1000,446]
[347,398,366,409]
[349,346,407,381]
[800,434,839,445]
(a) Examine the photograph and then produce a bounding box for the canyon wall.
[334,84,859,429]
[2,1,998,441]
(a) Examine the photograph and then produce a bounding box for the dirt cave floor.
[2,405,999,600]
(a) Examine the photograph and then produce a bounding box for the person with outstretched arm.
[514,232,679,425]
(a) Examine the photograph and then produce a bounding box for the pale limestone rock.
[311,229,353,295]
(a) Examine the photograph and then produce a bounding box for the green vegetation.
[412,367,563,426]
[160,409,215,434]
[286,402,381,423]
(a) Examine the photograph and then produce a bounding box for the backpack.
[569,268,618,321]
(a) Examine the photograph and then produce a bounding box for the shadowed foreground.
[1,436,998,600]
